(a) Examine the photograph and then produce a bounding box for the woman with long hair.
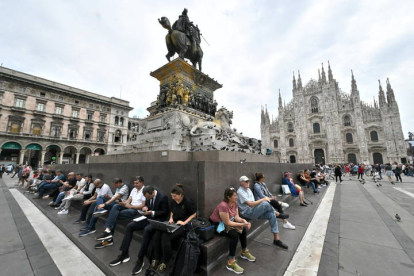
[210,187,255,274]
[152,184,197,273]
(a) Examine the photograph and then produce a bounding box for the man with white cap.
[237,175,288,249]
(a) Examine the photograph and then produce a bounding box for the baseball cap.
[239,176,249,182]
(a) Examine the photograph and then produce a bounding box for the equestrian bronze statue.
[158,8,204,71]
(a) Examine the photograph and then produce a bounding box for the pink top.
[345,166,349,173]
[210,201,238,223]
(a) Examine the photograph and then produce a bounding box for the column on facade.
[18,150,27,165]
[59,152,64,164]
[75,153,80,164]
[40,150,47,167]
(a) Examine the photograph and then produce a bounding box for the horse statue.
[158,16,203,71]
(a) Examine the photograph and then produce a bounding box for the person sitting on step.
[282,172,308,206]
[152,184,197,274]
[78,179,114,236]
[94,176,146,249]
[237,175,288,249]
[252,172,295,230]
[109,185,169,275]
[210,187,256,274]
[55,173,86,214]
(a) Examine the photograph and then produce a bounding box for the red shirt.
[358,166,364,173]
[210,201,238,223]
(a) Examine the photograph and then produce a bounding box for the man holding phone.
[94,176,146,248]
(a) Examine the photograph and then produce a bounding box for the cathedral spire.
[318,69,321,83]
[321,63,327,84]
[297,70,302,90]
[292,72,297,92]
[351,70,358,94]
[373,96,378,109]
[386,77,396,104]
[378,79,387,107]
[328,61,333,82]
[278,89,283,108]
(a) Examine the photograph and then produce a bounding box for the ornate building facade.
[261,63,407,165]
[0,66,132,166]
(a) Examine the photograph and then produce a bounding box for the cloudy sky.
[1,0,413,139]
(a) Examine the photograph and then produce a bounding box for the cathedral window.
[273,140,278,148]
[287,122,294,133]
[313,123,321,133]
[114,116,119,125]
[289,138,294,147]
[346,133,353,144]
[370,131,379,142]
[310,97,319,113]
[343,115,352,126]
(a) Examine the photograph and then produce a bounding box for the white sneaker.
[48,201,54,206]
[43,195,50,199]
[33,193,39,196]
[281,202,289,210]
[58,210,68,215]
[283,222,295,230]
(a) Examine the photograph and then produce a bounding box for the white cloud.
[1,0,413,139]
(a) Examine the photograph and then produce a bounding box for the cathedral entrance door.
[348,153,357,164]
[373,152,383,164]
[290,155,296,163]
[314,149,325,165]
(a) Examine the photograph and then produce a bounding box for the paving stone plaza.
[2,172,414,275]
[1,4,414,276]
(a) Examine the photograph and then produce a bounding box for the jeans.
[336,175,342,182]
[241,201,279,233]
[104,205,138,232]
[95,196,116,211]
[54,191,66,205]
[306,181,318,192]
[119,221,154,260]
[358,173,364,179]
[85,197,114,230]
[38,182,58,197]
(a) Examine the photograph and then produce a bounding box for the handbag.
[281,185,291,195]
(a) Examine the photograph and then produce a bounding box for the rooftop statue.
[158,8,203,71]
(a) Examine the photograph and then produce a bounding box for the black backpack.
[170,227,201,276]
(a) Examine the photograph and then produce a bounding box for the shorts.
[385,171,393,177]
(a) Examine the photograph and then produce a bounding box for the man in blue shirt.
[237,175,288,249]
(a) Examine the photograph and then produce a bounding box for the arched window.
[289,138,294,147]
[346,133,353,144]
[287,122,294,133]
[114,116,119,125]
[114,130,122,143]
[313,123,320,133]
[120,117,124,126]
[343,115,352,126]
[370,131,378,142]
[273,140,278,148]
[311,97,319,113]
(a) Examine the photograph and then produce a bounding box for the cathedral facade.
[260,63,407,165]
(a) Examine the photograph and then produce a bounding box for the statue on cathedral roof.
[158,8,204,71]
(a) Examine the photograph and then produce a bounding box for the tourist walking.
[384,163,394,185]
[395,164,402,182]
[335,164,343,184]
